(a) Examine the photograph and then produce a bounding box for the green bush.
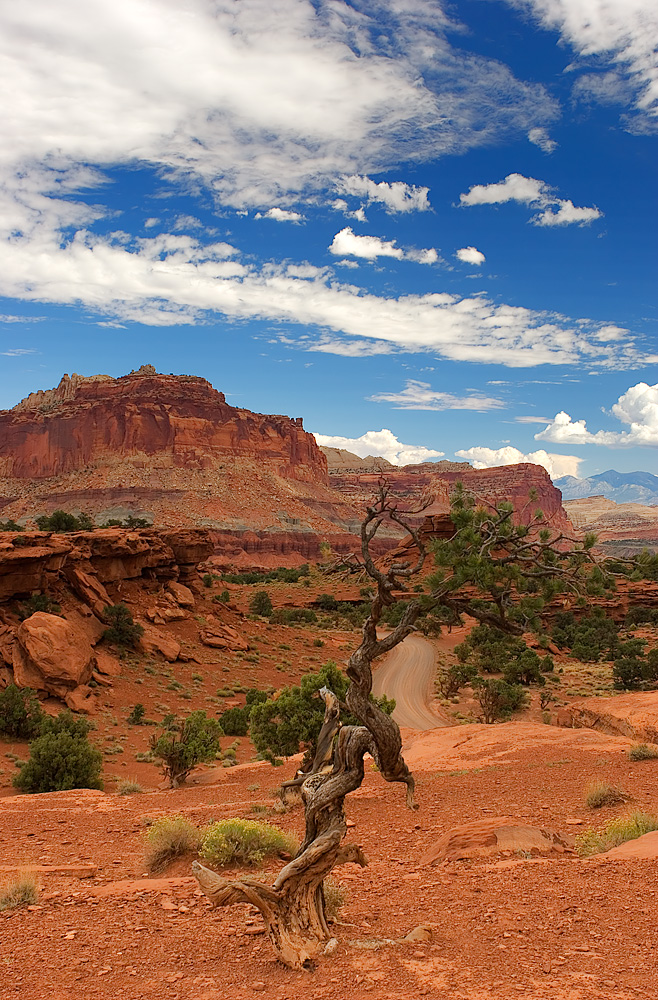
[102,603,144,649]
[576,811,658,856]
[145,815,202,872]
[35,509,94,532]
[249,590,273,617]
[249,661,394,765]
[269,607,317,625]
[219,566,309,585]
[17,592,62,620]
[625,605,658,627]
[551,608,619,661]
[455,625,547,686]
[127,704,146,725]
[473,677,528,723]
[200,818,297,866]
[0,519,24,531]
[149,711,223,787]
[436,663,478,698]
[218,688,268,737]
[13,712,103,793]
[613,646,658,690]
[100,516,150,528]
[0,685,45,740]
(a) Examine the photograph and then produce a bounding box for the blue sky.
[0,0,656,478]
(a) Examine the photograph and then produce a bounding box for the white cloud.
[0,347,37,356]
[535,382,658,447]
[255,207,304,222]
[528,126,557,152]
[460,172,602,227]
[455,445,582,479]
[313,428,444,466]
[456,246,485,265]
[335,175,430,213]
[461,173,549,206]
[0,314,44,323]
[369,379,504,411]
[328,227,437,264]
[534,200,602,226]
[329,227,403,261]
[505,0,658,119]
[143,217,160,228]
[515,415,554,423]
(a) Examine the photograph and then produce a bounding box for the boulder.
[12,612,95,697]
[146,605,188,625]
[199,617,248,651]
[166,581,195,607]
[420,817,572,864]
[65,684,97,714]
[138,623,181,662]
[94,648,122,677]
[64,566,111,616]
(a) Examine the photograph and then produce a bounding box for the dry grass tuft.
[584,781,628,809]
[145,815,203,873]
[576,811,658,856]
[0,873,40,911]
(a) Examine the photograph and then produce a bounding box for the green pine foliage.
[0,685,45,740]
[102,603,144,649]
[218,688,268,736]
[35,509,94,532]
[17,592,62,621]
[249,590,273,616]
[551,608,619,662]
[472,677,528,724]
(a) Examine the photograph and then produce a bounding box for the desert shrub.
[13,712,103,793]
[127,703,146,725]
[202,573,213,588]
[102,603,144,649]
[628,743,658,761]
[215,589,231,603]
[145,815,202,872]
[436,663,478,698]
[473,677,528,724]
[0,685,45,740]
[0,873,40,911]
[0,519,24,531]
[585,781,628,808]
[625,605,658,627]
[35,509,94,532]
[323,879,347,920]
[17,592,62,620]
[249,661,394,765]
[149,711,223,787]
[551,608,619,661]
[576,811,658,856]
[250,590,273,617]
[313,638,325,647]
[220,566,309,585]
[218,689,268,737]
[269,607,317,625]
[200,818,297,867]
[100,515,150,528]
[316,593,339,611]
[613,646,658,690]
[455,625,546,686]
[117,778,144,795]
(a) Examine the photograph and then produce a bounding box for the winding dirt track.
[372,633,447,730]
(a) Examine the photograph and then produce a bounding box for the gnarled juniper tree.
[193,483,608,969]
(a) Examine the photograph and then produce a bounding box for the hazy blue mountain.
[555,470,658,505]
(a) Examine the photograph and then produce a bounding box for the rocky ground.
[2,573,658,999]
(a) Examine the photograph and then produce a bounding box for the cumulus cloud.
[328,227,436,264]
[368,379,503,411]
[534,200,602,226]
[335,175,430,213]
[455,445,582,479]
[255,207,304,222]
[535,382,658,447]
[505,0,658,120]
[456,246,485,265]
[460,173,602,226]
[312,428,444,466]
[528,126,557,152]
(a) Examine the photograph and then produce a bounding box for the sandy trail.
[372,633,447,729]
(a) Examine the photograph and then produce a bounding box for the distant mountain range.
[555,470,658,505]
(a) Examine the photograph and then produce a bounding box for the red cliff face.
[0,366,327,485]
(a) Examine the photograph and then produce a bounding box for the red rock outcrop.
[1,365,327,485]
[12,612,94,698]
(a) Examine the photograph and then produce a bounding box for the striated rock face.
[1,365,327,484]
[564,496,658,549]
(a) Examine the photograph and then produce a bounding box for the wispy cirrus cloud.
[369,379,504,411]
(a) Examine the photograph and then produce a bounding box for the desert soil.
[2,578,658,1000]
